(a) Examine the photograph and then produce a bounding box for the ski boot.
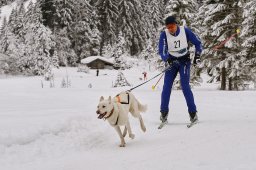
[158,112,168,129]
[187,113,198,128]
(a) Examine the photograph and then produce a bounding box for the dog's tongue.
[98,114,105,119]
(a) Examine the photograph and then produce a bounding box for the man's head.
[165,16,178,34]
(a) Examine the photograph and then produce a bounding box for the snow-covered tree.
[40,0,57,30]
[239,0,256,87]
[70,0,100,61]
[165,0,198,27]
[102,43,113,58]
[0,23,24,74]
[113,32,131,69]
[54,28,77,66]
[95,0,118,55]
[118,0,147,55]
[113,71,131,87]
[141,0,163,47]
[20,1,58,75]
[200,0,243,90]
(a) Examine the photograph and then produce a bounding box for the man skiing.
[158,16,202,128]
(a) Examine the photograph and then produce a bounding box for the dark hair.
[165,16,177,25]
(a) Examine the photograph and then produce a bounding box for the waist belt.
[171,53,190,62]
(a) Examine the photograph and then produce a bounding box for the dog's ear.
[108,96,111,103]
[100,96,104,101]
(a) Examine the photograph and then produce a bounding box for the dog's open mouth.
[97,112,107,119]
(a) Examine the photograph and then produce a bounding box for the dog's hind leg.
[126,120,135,139]
[114,126,126,147]
[138,114,146,132]
[123,126,127,137]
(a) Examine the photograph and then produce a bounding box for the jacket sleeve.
[158,31,169,62]
[184,27,203,55]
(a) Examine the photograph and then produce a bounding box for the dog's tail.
[138,102,147,113]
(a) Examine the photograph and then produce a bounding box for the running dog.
[96,91,147,147]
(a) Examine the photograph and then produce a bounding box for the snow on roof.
[81,56,114,65]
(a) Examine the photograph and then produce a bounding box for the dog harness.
[115,92,130,104]
[104,92,130,125]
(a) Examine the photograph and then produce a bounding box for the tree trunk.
[234,77,239,90]
[220,67,226,90]
[228,77,232,90]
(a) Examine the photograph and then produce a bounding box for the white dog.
[96,91,147,147]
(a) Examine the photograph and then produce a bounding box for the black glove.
[193,54,201,65]
[166,58,173,65]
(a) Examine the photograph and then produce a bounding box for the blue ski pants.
[160,60,197,114]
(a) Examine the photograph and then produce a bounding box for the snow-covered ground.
[1,65,256,170]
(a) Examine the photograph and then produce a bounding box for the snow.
[1,65,256,170]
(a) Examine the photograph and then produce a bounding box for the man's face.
[166,23,177,34]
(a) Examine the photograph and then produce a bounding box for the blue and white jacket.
[158,26,203,62]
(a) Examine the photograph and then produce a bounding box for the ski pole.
[152,73,164,90]
[213,29,240,50]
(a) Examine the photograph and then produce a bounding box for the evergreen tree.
[142,0,163,47]
[7,8,18,33]
[55,0,74,29]
[21,1,58,75]
[54,28,76,66]
[71,0,100,60]
[0,17,8,53]
[102,43,113,58]
[95,0,118,55]
[165,0,198,27]
[113,32,130,69]
[239,0,256,87]
[113,71,131,87]
[15,2,26,38]
[118,0,147,55]
[200,0,243,90]
[40,0,57,30]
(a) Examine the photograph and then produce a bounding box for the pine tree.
[102,43,113,58]
[71,0,100,59]
[165,0,198,27]
[54,28,76,66]
[95,0,118,55]
[113,71,131,87]
[21,1,58,75]
[239,0,256,88]
[141,0,163,47]
[113,32,129,69]
[0,23,24,74]
[200,0,243,90]
[0,17,8,53]
[118,0,147,55]
[15,2,26,39]
[40,0,57,30]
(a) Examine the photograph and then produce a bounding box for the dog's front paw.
[142,126,146,132]
[129,134,135,139]
[119,142,126,147]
